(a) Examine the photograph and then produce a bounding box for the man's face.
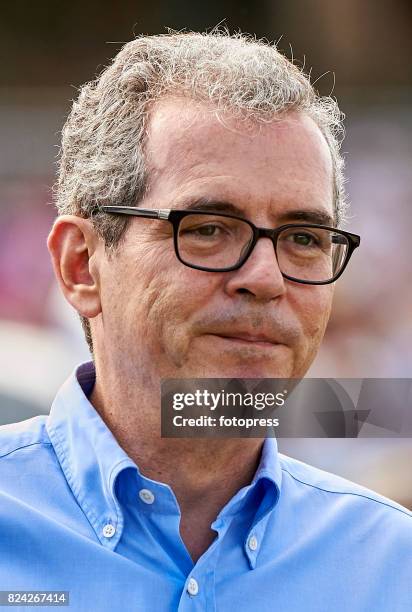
[95,99,335,380]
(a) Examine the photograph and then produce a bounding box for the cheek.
[120,246,220,346]
[144,270,216,331]
[100,241,175,339]
[291,284,334,338]
[141,266,223,369]
[286,284,333,376]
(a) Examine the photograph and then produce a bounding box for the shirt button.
[139,488,155,504]
[248,534,258,551]
[187,577,199,596]
[102,524,116,538]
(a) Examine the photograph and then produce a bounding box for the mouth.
[210,333,281,348]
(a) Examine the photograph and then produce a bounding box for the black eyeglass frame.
[101,205,361,285]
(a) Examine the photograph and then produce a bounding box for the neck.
[89,367,263,516]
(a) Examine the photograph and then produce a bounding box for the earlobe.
[47,215,102,319]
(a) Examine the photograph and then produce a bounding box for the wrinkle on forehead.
[144,97,334,212]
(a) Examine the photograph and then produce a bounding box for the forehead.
[145,98,334,221]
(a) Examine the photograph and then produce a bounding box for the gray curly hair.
[54,30,348,355]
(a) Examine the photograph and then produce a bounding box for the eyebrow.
[183,198,246,217]
[276,209,335,226]
[179,197,335,227]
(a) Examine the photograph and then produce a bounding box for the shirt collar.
[47,361,282,561]
[214,436,282,569]
[46,361,134,550]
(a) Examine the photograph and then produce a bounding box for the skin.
[48,99,335,563]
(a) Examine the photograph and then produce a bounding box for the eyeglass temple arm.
[331,234,347,244]
[101,206,171,220]
[332,233,360,248]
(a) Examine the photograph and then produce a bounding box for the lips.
[197,315,298,346]
[212,332,280,345]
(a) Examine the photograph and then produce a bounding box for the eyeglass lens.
[177,213,349,281]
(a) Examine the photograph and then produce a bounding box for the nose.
[224,237,286,301]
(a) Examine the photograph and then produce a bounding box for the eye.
[182,223,225,238]
[194,224,221,236]
[288,232,318,247]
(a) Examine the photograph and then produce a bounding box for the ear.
[47,215,102,319]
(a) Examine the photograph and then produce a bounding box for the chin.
[186,358,294,379]
[179,337,295,378]
[216,348,294,379]
[224,365,293,379]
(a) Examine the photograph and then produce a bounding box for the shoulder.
[0,415,51,460]
[274,453,412,606]
[278,452,412,523]
[0,416,58,510]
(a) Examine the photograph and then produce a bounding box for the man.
[0,31,410,611]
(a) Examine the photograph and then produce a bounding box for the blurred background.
[0,1,411,508]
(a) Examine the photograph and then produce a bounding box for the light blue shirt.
[0,361,411,611]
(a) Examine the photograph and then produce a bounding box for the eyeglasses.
[101,206,361,285]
